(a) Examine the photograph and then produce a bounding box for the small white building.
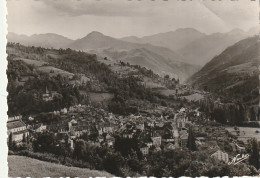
[7,119,29,142]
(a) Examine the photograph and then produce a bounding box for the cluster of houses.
[7,104,255,165]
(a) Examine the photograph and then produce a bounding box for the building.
[165,143,176,150]
[42,87,53,101]
[140,143,149,155]
[211,150,229,163]
[180,132,188,147]
[61,108,68,114]
[35,124,47,133]
[7,117,29,143]
[151,136,162,147]
[162,133,174,143]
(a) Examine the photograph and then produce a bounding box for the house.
[7,119,29,143]
[61,108,68,114]
[102,123,114,133]
[165,143,176,150]
[35,124,47,133]
[122,130,134,139]
[53,111,60,115]
[179,107,186,113]
[136,123,145,131]
[42,87,53,101]
[144,137,153,148]
[211,150,229,163]
[98,135,104,143]
[162,133,174,143]
[140,143,149,155]
[68,119,77,131]
[8,115,22,122]
[151,136,162,147]
[105,135,115,147]
[96,125,103,135]
[180,133,188,147]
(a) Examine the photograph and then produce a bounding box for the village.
[8,96,255,166]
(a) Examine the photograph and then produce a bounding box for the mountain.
[179,29,255,65]
[68,31,199,81]
[7,32,73,49]
[121,28,206,51]
[188,36,259,105]
[247,26,258,36]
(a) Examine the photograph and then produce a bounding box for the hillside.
[179,29,255,65]
[189,36,259,105]
[8,155,113,177]
[7,43,179,116]
[121,28,206,51]
[96,48,199,81]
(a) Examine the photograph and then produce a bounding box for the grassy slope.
[8,155,113,177]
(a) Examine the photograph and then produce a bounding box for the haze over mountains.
[7,27,257,81]
[121,27,258,66]
[67,31,199,81]
[121,28,206,51]
[7,32,73,49]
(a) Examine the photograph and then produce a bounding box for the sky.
[7,0,259,39]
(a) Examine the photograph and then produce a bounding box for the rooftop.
[7,120,26,130]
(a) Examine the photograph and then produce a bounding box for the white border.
[0,0,8,177]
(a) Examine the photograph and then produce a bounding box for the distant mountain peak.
[174,28,203,34]
[227,28,245,35]
[87,31,105,37]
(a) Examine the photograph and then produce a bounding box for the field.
[8,155,113,177]
[142,76,164,89]
[37,66,74,77]
[183,93,204,101]
[88,92,114,102]
[13,57,47,67]
[226,127,260,142]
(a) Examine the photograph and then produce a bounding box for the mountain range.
[121,27,258,66]
[121,28,206,51]
[7,31,199,81]
[67,31,200,81]
[7,32,73,49]
[7,27,257,81]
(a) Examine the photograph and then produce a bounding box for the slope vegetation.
[8,155,113,177]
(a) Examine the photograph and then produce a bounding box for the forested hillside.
[189,37,259,125]
[7,43,175,116]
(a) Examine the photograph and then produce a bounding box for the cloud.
[40,0,157,17]
[6,0,258,39]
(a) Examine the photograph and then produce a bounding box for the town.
[8,100,259,174]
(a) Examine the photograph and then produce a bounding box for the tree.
[249,139,259,169]
[22,133,26,143]
[187,128,197,151]
[103,151,125,176]
[73,139,87,160]
[8,132,13,150]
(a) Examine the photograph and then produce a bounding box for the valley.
[6,31,260,177]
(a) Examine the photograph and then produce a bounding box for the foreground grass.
[8,155,113,177]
